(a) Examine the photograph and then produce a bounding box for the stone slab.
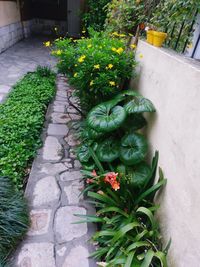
[64,180,83,205]
[55,206,87,243]
[43,136,63,161]
[28,209,52,236]
[16,243,56,267]
[60,171,82,182]
[47,124,69,136]
[40,162,67,175]
[51,113,71,124]
[33,176,60,207]
[62,245,89,267]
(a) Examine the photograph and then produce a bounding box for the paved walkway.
[0,39,96,266]
[0,36,56,103]
[12,75,96,267]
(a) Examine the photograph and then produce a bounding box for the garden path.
[0,36,56,103]
[0,38,96,266]
[12,75,96,267]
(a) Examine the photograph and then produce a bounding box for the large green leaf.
[86,127,105,140]
[114,90,141,102]
[124,96,156,114]
[127,162,151,188]
[120,133,148,165]
[122,114,147,132]
[97,138,120,162]
[87,100,126,132]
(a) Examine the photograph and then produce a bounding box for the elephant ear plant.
[75,90,169,266]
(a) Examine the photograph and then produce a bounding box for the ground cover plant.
[0,176,29,266]
[52,30,136,112]
[0,66,56,187]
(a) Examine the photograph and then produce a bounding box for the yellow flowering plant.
[52,30,136,111]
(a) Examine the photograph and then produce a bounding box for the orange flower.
[86,178,94,184]
[104,172,120,191]
[92,170,97,176]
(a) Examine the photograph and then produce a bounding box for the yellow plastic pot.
[152,31,167,47]
[146,30,154,45]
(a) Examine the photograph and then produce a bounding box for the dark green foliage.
[0,67,56,187]
[0,176,29,265]
[82,0,111,31]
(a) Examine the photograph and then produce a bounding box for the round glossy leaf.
[120,133,148,165]
[87,127,105,140]
[97,138,120,162]
[87,101,126,133]
[114,90,141,102]
[77,143,91,163]
[127,162,151,188]
[122,114,147,132]
[116,164,127,175]
[124,96,156,114]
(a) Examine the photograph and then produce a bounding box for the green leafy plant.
[150,0,200,52]
[52,31,136,111]
[0,67,56,187]
[82,0,111,31]
[0,176,29,265]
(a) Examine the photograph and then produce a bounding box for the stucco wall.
[135,40,200,267]
[0,1,21,27]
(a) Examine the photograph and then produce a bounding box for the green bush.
[53,31,136,111]
[0,67,56,187]
[82,0,111,31]
[75,90,169,266]
[0,176,29,265]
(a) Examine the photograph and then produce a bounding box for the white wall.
[0,1,21,27]
[135,40,200,267]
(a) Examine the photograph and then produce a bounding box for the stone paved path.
[11,75,96,267]
[0,36,56,103]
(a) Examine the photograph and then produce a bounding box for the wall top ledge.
[138,39,200,72]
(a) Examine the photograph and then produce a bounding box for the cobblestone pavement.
[0,36,56,103]
[11,75,97,267]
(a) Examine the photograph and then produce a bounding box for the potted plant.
[146,25,167,47]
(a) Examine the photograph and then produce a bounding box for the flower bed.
[0,66,56,187]
[53,32,169,266]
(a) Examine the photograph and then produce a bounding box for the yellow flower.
[74,73,78,77]
[78,55,86,63]
[109,81,116,86]
[90,80,94,86]
[139,53,143,59]
[75,64,78,67]
[119,33,126,37]
[54,27,58,31]
[112,32,119,36]
[112,47,117,52]
[94,64,100,69]
[87,44,92,48]
[116,47,124,54]
[130,44,137,49]
[82,30,86,33]
[81,36,85,39]
[56,50,62,55]
[44,41,51,47]
[106,64,113,70]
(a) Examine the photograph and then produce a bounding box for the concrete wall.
[0,1,21,27]
[135,40,200,267]
[0,1,23,53]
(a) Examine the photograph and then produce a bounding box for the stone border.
[12,75,97,267]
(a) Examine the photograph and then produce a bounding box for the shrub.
[0,176,29,265]
[53,31,136,111]
[82,0,111,31]
[0,67,56,187]
[74,90,168,265]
